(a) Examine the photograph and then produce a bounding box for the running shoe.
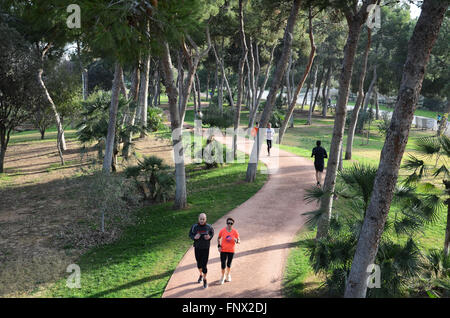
[197,275,203,283]
[203,279,208,289]
[226,274,232,282]
[220,276,226,285]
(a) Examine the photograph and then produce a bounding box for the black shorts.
[220,252,235,269]
[314,162,324,172]
[194,248,210,274]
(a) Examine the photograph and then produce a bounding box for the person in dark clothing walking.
[311,140,328,187]
[189,213,214,288]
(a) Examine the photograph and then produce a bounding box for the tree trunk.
[302,79,311,111]
[247,38,259,129]
[437,100,450,136]
[444,181,450,257]
[307,65,318,125]
[140,55,151,137]
[322,65,332,117]
[362,64,377,113]
[256,45,275,109]
[123,65,141,158]
[196,73,202,112]
[374,86,379,120]
[344,0,448,298]
[246,0,301,182]
[206,72,210,104]
[0,145,6,174]
[37,68,66,151]
[212,43,234,108]
[102,62,122,174]
[233,0,248,160]
[153,65,160,107]
[345,28,372,160]
[160,41,187,209]
[279,9,316,144]
[316,3,376,240]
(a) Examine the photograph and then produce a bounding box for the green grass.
[9,127,78,145]
[42,160,267,298]
[347,100,439,120]
[282,231,317,298]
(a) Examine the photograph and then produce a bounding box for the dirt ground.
[0,134,173,297]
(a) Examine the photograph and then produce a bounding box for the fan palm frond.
[304,186,329,204]
[415,136,441,156]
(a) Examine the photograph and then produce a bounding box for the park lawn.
[42,160,267,298]
[8,127,78,145]
[346,100,439,120]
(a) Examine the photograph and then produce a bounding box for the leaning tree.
[345,0,448,298]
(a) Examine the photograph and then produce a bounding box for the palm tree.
[403,135,450,256]
[304,163,442,297]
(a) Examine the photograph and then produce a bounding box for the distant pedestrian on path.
[251,121,259,140]
[189,213,214,289]
[266,123,275,156]
[218,217,240,285]
[311,140,328,187]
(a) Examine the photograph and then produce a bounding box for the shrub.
[202,107,234,129]
[125,156,175,203]
[377,111,391,136]
[146,107,165,132]
[269,110,286,128]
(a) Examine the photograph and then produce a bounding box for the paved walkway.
[162,135,318,298]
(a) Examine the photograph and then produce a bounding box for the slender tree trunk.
[206,72,210,104]
[322,65,332,117]
[247,37,259,129]
[212,43,234,109]
[286,51,293,107]
[362,64,377,113]
[437,100,450,136]
[103,62,122,174]
[344,0,448,297]
[140,55,151,137]
[444,181,450,257]
[153,65,160,107]
[0,145,6,174]
[37,68,66,151]
[233,0,248,160]
[279,9,316,144]
[246,0,301,182]
[302,79,311,110]
[444,194,450,257]
[310,66,325,114]
[374,86,379,120]
[256,45,275,108]
[307,65,318,125]
[196,73,202,112]
[123,65,141,158]
[345,28,372,160]
[316,3,376,240]
[160,41,187,209]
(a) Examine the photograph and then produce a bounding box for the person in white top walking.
[266,123,275,156]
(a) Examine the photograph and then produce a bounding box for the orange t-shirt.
[218,228,239,253]
[251,127,259,137]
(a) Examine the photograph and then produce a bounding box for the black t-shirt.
[189,223,214,249]
[311,146,328,164]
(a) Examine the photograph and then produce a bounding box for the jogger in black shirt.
[311,140,328,187]
[189,213,214,288]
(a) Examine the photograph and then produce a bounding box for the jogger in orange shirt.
[217,217,240,284]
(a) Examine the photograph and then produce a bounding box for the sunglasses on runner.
[227,222,234,225]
